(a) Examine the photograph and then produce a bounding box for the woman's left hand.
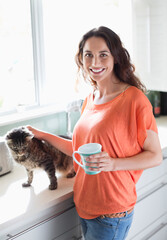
[85,152,115,172]
[85,130,162,172]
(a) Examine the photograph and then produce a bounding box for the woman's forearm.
[41,132,73,157]
[27,126,73,156]
[113,150,162,171]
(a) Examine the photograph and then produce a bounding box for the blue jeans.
[80,210,134,240]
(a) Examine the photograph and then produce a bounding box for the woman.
[28,26,162,240]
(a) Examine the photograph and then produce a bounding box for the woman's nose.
[92,56,101,66]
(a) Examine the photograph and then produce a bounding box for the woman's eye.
[85,53,93,58]
[100,54,107,57]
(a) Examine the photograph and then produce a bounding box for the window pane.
[42,0,126,104]
[0,0,35,113]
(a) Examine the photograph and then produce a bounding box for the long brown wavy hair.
[75,26,146,93]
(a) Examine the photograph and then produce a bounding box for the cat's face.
[5,127,33,156]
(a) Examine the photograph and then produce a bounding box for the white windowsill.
[0,105,66,127]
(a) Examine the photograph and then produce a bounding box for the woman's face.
[82,36,115,84]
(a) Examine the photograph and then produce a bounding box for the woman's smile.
[89,67,105,74]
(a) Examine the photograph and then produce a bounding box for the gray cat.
[5,126,75,190]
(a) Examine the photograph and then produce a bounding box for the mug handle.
[72,151,84,168]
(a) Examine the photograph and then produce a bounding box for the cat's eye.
[12,147,18,152]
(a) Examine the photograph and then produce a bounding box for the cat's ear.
[26,136,34,141]
[5,139,12,145]
[5,133,10,140]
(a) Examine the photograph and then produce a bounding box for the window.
[0,0,132,116]
[0,0,35,114]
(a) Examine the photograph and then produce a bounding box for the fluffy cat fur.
[5,126,75,190]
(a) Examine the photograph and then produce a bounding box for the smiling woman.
[24,24,162,240]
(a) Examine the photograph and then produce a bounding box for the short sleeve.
[81,96,89,114]
[137,105,158,148]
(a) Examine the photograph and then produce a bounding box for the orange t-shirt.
[72,86,158,219]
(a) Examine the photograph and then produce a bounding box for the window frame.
[30,0,46,107]
[0,0,46,117]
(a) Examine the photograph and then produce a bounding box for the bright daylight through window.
[0,0,132,116]
[0,0,35,114]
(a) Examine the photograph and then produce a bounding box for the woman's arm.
[27,126,73,157]
[86,130,162,171]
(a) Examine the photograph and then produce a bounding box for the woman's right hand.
[26,125,45,140]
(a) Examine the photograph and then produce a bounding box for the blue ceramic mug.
[73,143,102,175]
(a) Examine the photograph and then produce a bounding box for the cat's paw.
[66,171,76,178]
[22,182,31,187]
[49,182,57,190]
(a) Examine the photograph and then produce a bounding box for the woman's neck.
[94,82,130,105]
